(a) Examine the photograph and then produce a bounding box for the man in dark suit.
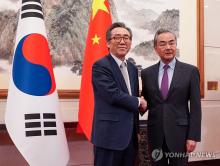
[91,22,147,166]
[141,29,202,166]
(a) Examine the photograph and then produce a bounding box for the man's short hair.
[153,29,177,47]
[106,22,132,42]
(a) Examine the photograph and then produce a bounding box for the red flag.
[78,0,112,140]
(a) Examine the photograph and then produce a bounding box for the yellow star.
[92,0,109,19]
[92,34,101,45]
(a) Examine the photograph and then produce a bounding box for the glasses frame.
[110,35,131,43]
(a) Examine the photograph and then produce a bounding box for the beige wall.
[204,0,220,100]
[179,0,197,66]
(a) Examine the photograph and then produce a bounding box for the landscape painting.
[0,0,179,97]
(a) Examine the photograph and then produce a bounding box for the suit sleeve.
[92,62,139,112]
[188,67,202,141]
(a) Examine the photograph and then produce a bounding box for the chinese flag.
[78,0,112,140]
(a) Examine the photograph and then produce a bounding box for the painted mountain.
[0,0,117,74]
[0,0,178,75]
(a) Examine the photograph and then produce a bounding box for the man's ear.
[154,46,158,54]
[107,41,110,48]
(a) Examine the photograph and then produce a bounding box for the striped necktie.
[120,61,131,95]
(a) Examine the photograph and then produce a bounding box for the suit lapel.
[108,55,129,94]
[167,60,182,99]
[152,62,162,99]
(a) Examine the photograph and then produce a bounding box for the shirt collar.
[159,58,176,70]
[111,53,127,67]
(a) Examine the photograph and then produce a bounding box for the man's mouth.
[165,51,173,55]
[118,47,127,49]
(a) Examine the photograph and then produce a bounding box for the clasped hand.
[139,96,147,114]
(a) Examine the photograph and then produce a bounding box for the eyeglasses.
[158,40,176,47]
[110,35,131,43]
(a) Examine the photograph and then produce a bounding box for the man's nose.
[165,43,172,49]
[119,38,126,44]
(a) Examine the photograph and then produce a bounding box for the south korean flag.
[5,0,70,165]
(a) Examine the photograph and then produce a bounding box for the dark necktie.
[161,65,169,99]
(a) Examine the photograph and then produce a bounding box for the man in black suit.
[141,29,202,166]
[91,22,147,166]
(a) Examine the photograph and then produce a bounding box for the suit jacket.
[91,54,139,150]
[141,60,201,152]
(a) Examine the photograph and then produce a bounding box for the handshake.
[139,96,147,115]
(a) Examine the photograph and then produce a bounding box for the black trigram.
[43,113,57,136]
[21,0,43,19]
[24,113,57,137]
